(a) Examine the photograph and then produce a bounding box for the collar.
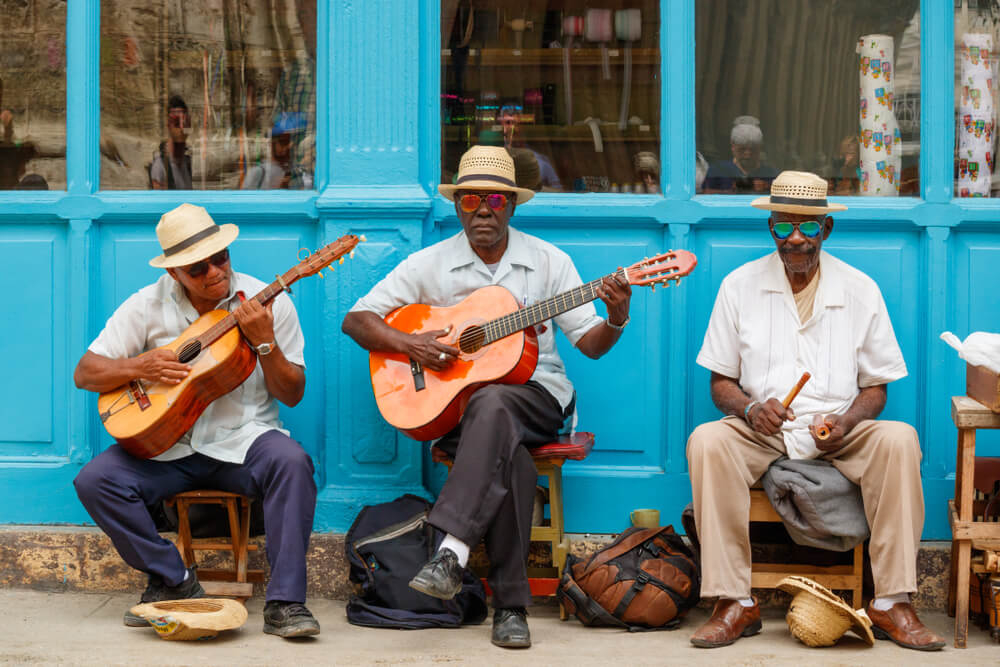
[446,226,536,273]
[760,251,845,310]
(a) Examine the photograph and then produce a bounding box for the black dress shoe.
[408,548,463,600]
[123,567,205,627]
[263,601,321,638]
[492,607,531,648]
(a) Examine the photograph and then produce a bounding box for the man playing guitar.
[342,146,632,649]
[73,203,320,638]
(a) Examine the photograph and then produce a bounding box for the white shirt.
[696,251,907,459]
[89,271,306,464]
[350,227,605,413]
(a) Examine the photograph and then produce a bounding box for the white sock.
[728,597,755,607]
[871,592,909,611]
[439,534,470,568]
[182,569,190,582]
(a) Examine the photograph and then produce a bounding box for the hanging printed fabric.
[857,34,901,196]
[958,33,994,198]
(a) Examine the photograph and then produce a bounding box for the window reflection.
[100,1,316,191]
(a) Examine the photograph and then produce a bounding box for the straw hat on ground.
[149,203,239,269]
[438,145,535,204]
[129,598,248,641]
[751,170,848,215]
[777,576,874,647]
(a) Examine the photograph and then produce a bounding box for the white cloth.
[857,34,901,196]
[88,271,306,464]
[350,226,604,412]
[696,251,907,460]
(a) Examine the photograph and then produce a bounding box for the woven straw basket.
[129,598,248,641]
[776,576,874,647]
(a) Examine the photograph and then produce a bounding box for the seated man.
[342,145,631,649]
[703,116,778,194]
[687,171,944,651]
[73,203,320,638]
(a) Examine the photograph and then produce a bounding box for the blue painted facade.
[1,0,997,539]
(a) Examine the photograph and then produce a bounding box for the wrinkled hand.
[595,274,631,327]
[811,414,851,453]
[748,398,794,436]
[233,299,275,348]
[137,348,190,385]
[407,326,459,372]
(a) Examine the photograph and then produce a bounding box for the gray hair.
[731,116,763,146]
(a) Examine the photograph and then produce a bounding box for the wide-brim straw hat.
[149,203,239,269]
[777,576,874,647]
[751,170,848,215]
[129,598,248,641]
[438,145,535,204]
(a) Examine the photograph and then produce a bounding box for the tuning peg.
[340,256,346,264]
[651,284,656,292]
[675,278,681,286]
[360,234,367,242]
[348,250,354,260]
[317,270,324,278]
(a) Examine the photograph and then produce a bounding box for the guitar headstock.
[291,234,365,280]
[624,249,698,288]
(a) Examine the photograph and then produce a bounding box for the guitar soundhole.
[457,325,486,354]
[177,340,202,364]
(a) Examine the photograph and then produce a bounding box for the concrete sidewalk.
[0,589,996,666]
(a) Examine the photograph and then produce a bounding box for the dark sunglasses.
[771,220,823,240]
[182,249,229,277]
[458,193,510,213]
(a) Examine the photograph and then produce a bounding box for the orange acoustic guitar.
[98,234,363,459]
[370,250,698,441]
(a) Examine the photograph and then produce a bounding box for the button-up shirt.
[350,227,604,413]
[89,271,305,464]
[696,251,907,459]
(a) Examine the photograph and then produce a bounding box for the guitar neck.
[187,278,291,354]
[482,269,625,345]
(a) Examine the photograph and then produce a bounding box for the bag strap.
[559,576,631,630]
[581,526,670,577]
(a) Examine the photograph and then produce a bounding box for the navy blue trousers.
[74,430,316,603]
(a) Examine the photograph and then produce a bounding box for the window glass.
[441,1,661,194]
[696,1,920,197]
[955,1,999,198]
[100,1,316,191]
[0,1,66,191]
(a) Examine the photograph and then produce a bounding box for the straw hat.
[438,145,535,204]
[751,171,847,215]
[128,598,248,641]
[776,576,874,647]
[149,203,239,269]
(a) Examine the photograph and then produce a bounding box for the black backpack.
[345,494,488,629]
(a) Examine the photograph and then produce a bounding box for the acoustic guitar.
[370,250,697,441]
[98,234,363,459]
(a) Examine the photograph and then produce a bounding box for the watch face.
[257,342,272,354]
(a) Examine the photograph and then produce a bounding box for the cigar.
[813,414,832,440]
[781,372,811,409]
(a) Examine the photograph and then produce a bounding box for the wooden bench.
[166,490,265,600]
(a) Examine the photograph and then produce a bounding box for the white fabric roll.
[857,34,901,196]
[958,33,995,197]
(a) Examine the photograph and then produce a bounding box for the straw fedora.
[128,598,248,641]
[148,203,239,269]
[438,145,535,204]
[777,576,874,647]
[751,171,847,215]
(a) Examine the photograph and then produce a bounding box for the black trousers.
[73,430,317,603]
[428,382,565,609]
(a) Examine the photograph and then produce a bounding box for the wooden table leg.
[953,427,977,648]
[955,539,972,648]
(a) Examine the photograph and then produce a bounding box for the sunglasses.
[771,220,823,240]
[458,193,511,213]
[181,249,229,277]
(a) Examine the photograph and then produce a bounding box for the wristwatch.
[255,341,276,356]
[605,317,629,331]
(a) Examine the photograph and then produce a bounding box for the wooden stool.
[166,490,265,599]
[431,431,595,595]
[948,396,1000,648]
[749,488,864,606]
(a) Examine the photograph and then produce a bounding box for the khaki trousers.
[687,416,923,599]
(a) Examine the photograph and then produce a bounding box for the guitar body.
[370,285,539,441]
[97,310,257,459]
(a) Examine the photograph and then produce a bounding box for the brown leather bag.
[557,525,700,631]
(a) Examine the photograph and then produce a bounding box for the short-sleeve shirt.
[696,251,907,459]
[150,151,193,190]
[349,227,604,412]
[88,271,306,464]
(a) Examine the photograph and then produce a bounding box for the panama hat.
[149,203,239,269]
[777,576,874,647]
[128,598,248,641]
[751,171,848,215]
[438,145,535,204]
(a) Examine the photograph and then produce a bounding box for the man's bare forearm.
[838,384,887,433]
[709,372,754,418]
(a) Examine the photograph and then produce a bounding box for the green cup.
[630,508,659,529]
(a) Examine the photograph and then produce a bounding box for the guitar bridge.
[129,380,152,411]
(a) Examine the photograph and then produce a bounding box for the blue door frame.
[0,1,996,538]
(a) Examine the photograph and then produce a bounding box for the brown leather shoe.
[866,601,945,651]
[690,598,762,648]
